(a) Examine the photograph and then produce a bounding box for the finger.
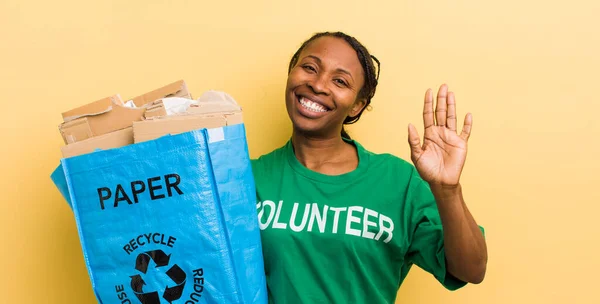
[460,113,473,141]
[436,84,448,127]
[408,123,423,161]
[423,89,434,129]
[447,91,457,132]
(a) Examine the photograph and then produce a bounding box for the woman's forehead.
[299,36,363,73]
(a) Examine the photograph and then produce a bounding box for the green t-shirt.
[251,139,469,304]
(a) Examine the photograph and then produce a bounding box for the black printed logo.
[129,250,186,304]
[115,233,204,304]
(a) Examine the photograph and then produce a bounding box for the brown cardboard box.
[59,101,146,144]
[62,94,123,121]
[142,96,242,119]
[187,91,242,114]
[129,80,191,107]
[143,100,169,119]
[60,127,134,158]
[134,91,244,143]
[186,103,241,115]
[133,112,243,143]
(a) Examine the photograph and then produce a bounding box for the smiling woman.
[251,31,487,303]
[286,32,380,141]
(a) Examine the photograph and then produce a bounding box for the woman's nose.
[307,74,330,95]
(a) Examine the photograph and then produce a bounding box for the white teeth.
[299,97,327,113]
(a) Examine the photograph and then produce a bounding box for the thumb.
[408,124,423,161]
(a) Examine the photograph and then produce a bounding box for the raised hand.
[408,84,472,187]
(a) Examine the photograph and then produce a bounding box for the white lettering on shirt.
[345,206,363,237]
[308,203,328,233]
[258,200,276,230]
[362,208,378,239]
[329,207,347,234]
[375,214,394,243]
[272,200,287,229]
[257,200,395,244]
[290,203,310,232]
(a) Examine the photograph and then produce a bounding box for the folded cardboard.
[59,101,146,144]
[60,127,133,158]
[142,97,198,119]
[133,112,243,143]
[62,94,123,121]
[143,91,241,119]
[133,90,243,143]
[57,83,243,158]
[143,100,168,119]
[130,80,191,107]
[190,90,242,114]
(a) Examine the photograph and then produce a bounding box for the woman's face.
[285,36,366,138]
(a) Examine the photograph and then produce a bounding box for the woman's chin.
[291,122,338,139]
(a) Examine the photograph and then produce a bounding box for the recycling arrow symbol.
[135,250,171,274]
[130,250,187,304]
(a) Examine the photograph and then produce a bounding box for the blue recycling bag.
[51,124,267,304]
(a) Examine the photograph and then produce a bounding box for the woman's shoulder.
[355,140,414,171]
[357,142,431,195]
[353,139,427,184]
[251,141,290,171]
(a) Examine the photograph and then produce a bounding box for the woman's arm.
[407,84,488,284]
[430,184,487,283]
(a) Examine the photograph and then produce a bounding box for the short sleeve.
[404,170,482,291]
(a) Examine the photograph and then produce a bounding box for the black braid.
[288,32,381,139]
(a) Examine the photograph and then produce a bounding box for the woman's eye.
[302,65,316,72]
[335,79,347,86]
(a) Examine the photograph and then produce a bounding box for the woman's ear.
[349,98,367,118]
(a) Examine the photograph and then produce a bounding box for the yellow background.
[1,0,598,303]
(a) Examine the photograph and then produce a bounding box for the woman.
[252,32,487,303]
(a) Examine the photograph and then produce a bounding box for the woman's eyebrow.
[305,55,322,63]
[335,68,354,81]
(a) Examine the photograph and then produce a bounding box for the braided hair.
[288,32,381,139]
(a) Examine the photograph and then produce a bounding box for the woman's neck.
[291,130,358,175]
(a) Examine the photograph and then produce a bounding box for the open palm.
[408,84,472,186]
